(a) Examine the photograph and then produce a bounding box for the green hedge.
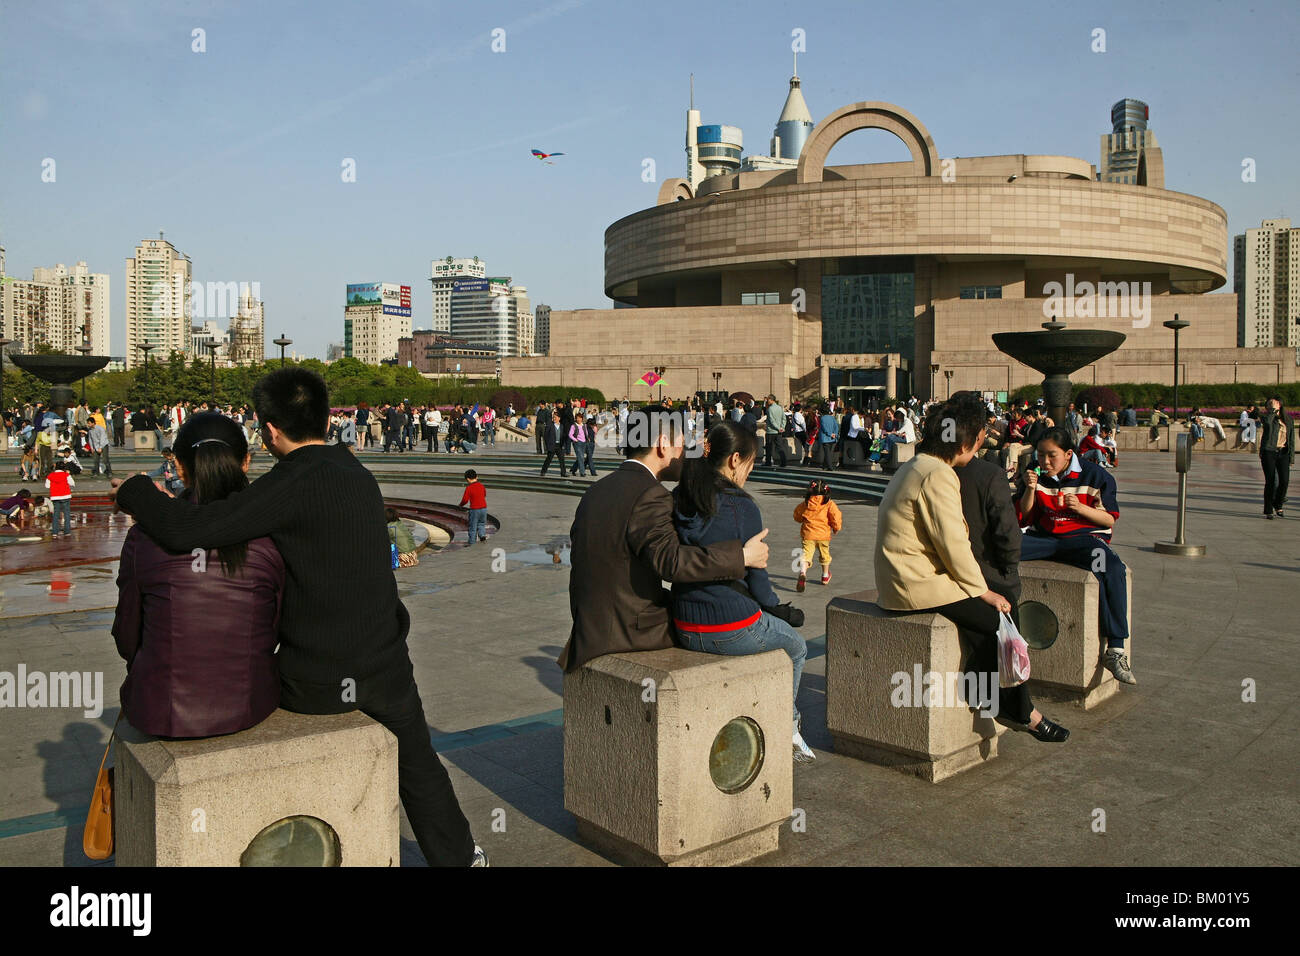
[2,351,604,413]
[1010,381,1300,410]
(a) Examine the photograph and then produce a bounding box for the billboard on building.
[382,283,411,317]
[346,283,381,307]
[453,279,490,293]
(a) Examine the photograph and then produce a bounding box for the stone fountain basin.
[992,330,1126,375]
[9,353,110,384]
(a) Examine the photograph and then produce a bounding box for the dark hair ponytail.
[675,421,758,520]
[173,412,251,575]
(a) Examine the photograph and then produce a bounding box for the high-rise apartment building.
[1099,98,1164,187]
[430,256,486,333]
[126,234,191,369]
[1235,218,1300,349]
[1,260,111,354]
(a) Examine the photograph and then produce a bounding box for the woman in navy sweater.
[671,420,814,761]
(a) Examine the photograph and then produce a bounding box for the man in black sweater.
[952,394,1023,616]
[111,369,483,867]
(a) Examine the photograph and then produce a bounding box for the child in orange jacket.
[794,480,842,591]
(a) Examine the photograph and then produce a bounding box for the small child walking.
[794,479,842,591]
[459,469,488,545]
[45,461,75,538]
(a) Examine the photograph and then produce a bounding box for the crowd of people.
[2,371,1293,866]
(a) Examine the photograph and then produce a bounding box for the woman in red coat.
[112,412,285,738]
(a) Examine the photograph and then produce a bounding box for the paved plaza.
[0,444,1296,866]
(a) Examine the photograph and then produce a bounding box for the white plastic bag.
[997,611,1031,688]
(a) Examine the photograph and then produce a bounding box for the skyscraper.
[126,234,191,369]
[1235,218,1300,348]
[1099,98,1163,187]
[449,276,522,360]
[430,256,486,333]
[343,282,411,364]
[534,303,551,355]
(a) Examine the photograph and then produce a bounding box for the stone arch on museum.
[796,102,940,182]
[657,178,695,205]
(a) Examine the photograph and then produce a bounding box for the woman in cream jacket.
[874,394,1069,742]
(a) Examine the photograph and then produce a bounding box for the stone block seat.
[132,430,156,451]
[825,590,1004,782]
[563,647,792,866]
[114,709,400,866]
[1018,561,1133,710]
[883,441,915,472]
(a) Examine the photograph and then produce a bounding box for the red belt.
[674,610,762,633]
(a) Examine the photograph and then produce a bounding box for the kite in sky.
[531,148,564,165]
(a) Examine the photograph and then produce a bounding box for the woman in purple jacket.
[112,412,285,738]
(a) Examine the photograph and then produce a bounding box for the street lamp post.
[943,369,954,399]
[0,337,12,450]
[1163,313,1189,448]
[273,334,293,368]
[208,341,221,406]
[712,370,722,402]
[930,363,940,400]
[138,342,155,403]
[655,365,667,403]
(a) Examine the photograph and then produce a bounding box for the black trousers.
[1261,449,1291,514]
[540,448,567,476]
[280,659,475,867]
[764,433,788,467]
[815,441,835,471]
[928,596,1033,725]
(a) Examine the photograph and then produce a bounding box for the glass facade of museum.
[820,257,915,355]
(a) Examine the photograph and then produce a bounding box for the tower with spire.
[772,53,814,161]
[739,58,815,172]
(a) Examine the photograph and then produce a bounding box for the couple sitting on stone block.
[111,369,487,867]
[560,408,817,763]
[873,393,1136,744]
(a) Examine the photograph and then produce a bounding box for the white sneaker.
[792,730,816,762]
[470,844,489,867]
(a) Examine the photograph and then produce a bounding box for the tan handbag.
[83,716,121,861]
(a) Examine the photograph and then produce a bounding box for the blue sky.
[3,0,1297,358]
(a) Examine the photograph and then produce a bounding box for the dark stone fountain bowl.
[993,328,1127,429]
[10,354,111,416]
[991,330,1127,376]
[9,353,110,384]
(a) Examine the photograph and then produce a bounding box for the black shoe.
[1277,510,1286,518]
[1028,716,1070,743]
[478,536,487,542]
[1266,513,1275,520]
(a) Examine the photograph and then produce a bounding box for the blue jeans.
[1020,532,1129,645]
[52,498,72,535]
[571,441,589,475]
[466,507,487,544]
[674,611,807,725]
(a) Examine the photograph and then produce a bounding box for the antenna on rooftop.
[690,73,694,109]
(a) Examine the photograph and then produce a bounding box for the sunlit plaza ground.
[0,443,1296,866]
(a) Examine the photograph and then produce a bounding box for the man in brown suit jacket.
[558,406,769,672]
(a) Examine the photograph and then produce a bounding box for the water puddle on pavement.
[504,538,572,568]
